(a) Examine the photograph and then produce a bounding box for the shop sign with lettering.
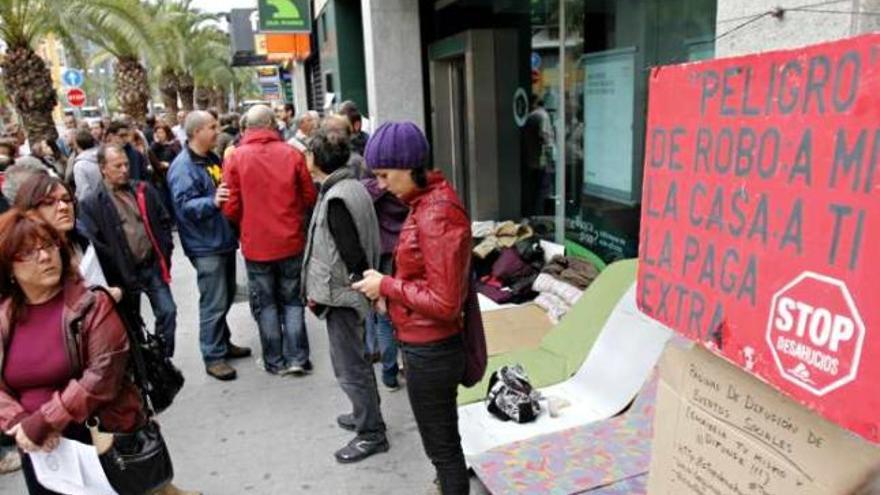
[258,0,311,33]
[637,34,880,442]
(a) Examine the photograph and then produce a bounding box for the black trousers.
[21,424,91,495]
[401,334,469,495]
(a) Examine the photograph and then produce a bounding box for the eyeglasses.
[14,243,60,263]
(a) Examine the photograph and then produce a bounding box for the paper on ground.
[30,438,117,495]
[458,283,671,458]
[477,293,520,313]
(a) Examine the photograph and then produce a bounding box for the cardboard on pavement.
[647,342,880,495]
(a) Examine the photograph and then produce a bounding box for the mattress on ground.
[457,259,637,406]
[458,284,671,458]
[539,259,637,375]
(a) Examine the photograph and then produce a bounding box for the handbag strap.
[88,286,156,418]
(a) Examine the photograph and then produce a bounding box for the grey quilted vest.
[302,167,381,320]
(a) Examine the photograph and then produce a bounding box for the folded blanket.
[532,273,583,307]
[535,292,571,324]
[542,255,600,289]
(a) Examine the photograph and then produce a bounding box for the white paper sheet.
[458,283,671,458]
[79,244,108,288]
[477,293,521,313]
[539,240,565,264]
[30,438,118,495]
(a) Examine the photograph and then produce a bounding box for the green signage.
[259,0,312,33]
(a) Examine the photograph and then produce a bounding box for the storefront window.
[557,0,716,262]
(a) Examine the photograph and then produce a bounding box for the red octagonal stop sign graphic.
[766,272,866,396]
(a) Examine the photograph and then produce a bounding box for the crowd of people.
[0,100,475,494]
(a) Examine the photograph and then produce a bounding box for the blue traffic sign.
[62,69,84,88]
[531,52,542,70]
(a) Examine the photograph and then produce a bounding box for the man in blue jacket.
[167,111,251,380]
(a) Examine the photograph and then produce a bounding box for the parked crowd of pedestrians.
[0,100,476,494]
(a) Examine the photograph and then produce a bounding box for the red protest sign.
[637,33,880,442]
[66,88,86,107]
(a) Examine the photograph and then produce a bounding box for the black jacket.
[78,181,173,291]
[124,143,150,182]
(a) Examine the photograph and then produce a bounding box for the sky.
[190,0,256,14]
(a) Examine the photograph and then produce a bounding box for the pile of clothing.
[532,256,600,323]
[472,221,545,305]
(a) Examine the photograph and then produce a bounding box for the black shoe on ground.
[206,362,237,381]
[336,413,356,432]
[381,375,401,391]
[303,360,313,372]
[334,435,389,464]
[226,344,252,360]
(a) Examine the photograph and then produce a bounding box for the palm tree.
[72,0,155,124]
[188,26,235,112]
[0,0,81,143]
[150,0,217,122]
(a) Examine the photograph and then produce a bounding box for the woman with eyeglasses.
[13,173,121,301]
[0,210,197,495]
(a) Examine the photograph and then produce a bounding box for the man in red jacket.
[222,105,318,375]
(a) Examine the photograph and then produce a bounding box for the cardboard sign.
[638,33,880,442]
[647,343,880,495]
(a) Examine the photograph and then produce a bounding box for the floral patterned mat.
[470,374,657,495]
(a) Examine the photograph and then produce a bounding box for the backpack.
[486,364,542,423]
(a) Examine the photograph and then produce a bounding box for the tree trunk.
[210,86,227,112]
[159,67,179,124]
[114,56,150,125]
[0,46,59,144]
[178,72,195,111]
[194,85,211,110]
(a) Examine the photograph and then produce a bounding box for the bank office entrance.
[424,0,717,263]
[428,29,524,222]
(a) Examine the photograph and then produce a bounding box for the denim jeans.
[365,311,399,384]
[119,262,178,358]
[137,263,178,357]
[191,253,236,365]
[326,307,386,438]
[401,335,469,495]
[245,256,309,372]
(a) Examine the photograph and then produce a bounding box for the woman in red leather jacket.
[354,122,472,495]
[0,210,194,495]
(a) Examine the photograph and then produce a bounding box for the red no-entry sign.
[66,88,86,107]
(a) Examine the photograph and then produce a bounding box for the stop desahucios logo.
[765,271,866,396]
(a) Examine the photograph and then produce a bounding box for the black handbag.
[132,317,184,415]
[103,288,184,414]
[86,287,177,494]
[94,420,174,495]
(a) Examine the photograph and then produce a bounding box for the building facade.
[305,0,878,264]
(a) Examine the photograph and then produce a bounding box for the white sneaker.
[281,364,306,376]
[255,358,281,376]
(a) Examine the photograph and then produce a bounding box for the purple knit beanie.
[364,121,429,170]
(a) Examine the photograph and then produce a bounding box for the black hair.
[284,103,295,114]
[106,120,130,136]
[146,114,156,126]
[309,130,351,175]
[74,129,97,151]
[411,167,428,188]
